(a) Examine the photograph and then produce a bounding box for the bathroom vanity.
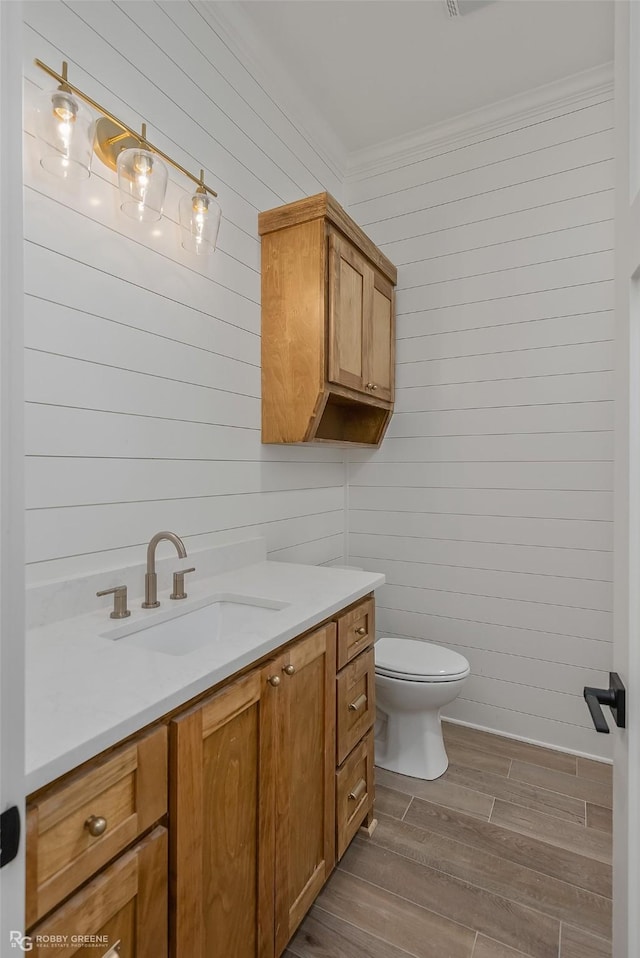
[24,547,382,957]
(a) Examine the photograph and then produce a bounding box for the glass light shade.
[35,87,94,180]
[117,147,167,222]
[179,189,222,255]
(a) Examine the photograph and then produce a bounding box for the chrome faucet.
[142,531,187,608]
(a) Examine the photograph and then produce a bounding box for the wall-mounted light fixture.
[34,59,222,254]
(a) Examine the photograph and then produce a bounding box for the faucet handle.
[96,585,131,619]
[170,567,196,601]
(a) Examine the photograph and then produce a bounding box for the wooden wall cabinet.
[170,623,336,958]
[259,193,397,445]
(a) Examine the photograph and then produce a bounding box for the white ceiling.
[230,0,614,157]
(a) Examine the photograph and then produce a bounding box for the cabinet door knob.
[348,779,367,802]
[365,383,378,390]
[268,675,281,687]
[283,664,296,676]
[355,626,367,636]
[348,692,368,712]
[84,815,107,837]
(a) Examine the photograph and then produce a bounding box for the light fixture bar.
[34,58,218,198]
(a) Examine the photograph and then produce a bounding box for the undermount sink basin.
[103,593,289,656]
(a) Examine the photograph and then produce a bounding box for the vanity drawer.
[336,596,374,669]
[28,826,167,958]
[336,646,375,765]
[26,725,167,926]
[336,731,374,860]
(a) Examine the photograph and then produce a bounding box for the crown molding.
[345,61,614,183]
[189,9,613,194]
[199,1,348,187]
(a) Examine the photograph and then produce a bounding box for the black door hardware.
[0,805,20,867]
[583,672,626,733]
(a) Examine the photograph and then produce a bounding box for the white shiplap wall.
[23,0,346,585]
[346,91,615,758]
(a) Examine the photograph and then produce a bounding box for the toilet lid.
[375,637,470,681]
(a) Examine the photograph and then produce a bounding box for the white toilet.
[375,637,470,780]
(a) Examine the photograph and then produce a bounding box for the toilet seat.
[375,637,470,683]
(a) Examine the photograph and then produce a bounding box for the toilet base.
[375,706,449,780]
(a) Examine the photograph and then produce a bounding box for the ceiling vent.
[444,0,495,18]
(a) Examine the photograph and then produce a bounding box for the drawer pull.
[102,942,121,958]
[84,815,107,837]
[355,626,367,636]
[348,779,367,802]
[348,693,367,712]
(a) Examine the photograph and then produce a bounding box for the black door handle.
[584,672,626,734]
[0,806,20,867]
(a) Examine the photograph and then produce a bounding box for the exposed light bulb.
[192,193,209,246]
[36,86,92,180]
[51,91,78,124]
[117,147,167,222]
[179,185,221,255]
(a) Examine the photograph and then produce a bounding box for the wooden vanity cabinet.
[259,192,397,445]
[169,622,336,958]
[26,597,375,958]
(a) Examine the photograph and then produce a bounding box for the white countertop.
[26,559,384,793]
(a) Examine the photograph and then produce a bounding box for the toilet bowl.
[374,637,470,780]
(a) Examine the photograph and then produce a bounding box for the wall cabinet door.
[28,826,167,958]
[170,669,276,958]
[365,270,394,402]
[274,624,336,954]
[328,231,394,402]
[328,231,371,394]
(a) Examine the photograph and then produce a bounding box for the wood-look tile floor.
[285,722,612,958]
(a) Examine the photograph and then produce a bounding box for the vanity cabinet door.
[28,826,167,958]
[169,668,276,958]
[274,624,336,955]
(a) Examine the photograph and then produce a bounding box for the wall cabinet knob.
[283,664,296,676]
[268,675,281,687]
[84,815,107,837]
